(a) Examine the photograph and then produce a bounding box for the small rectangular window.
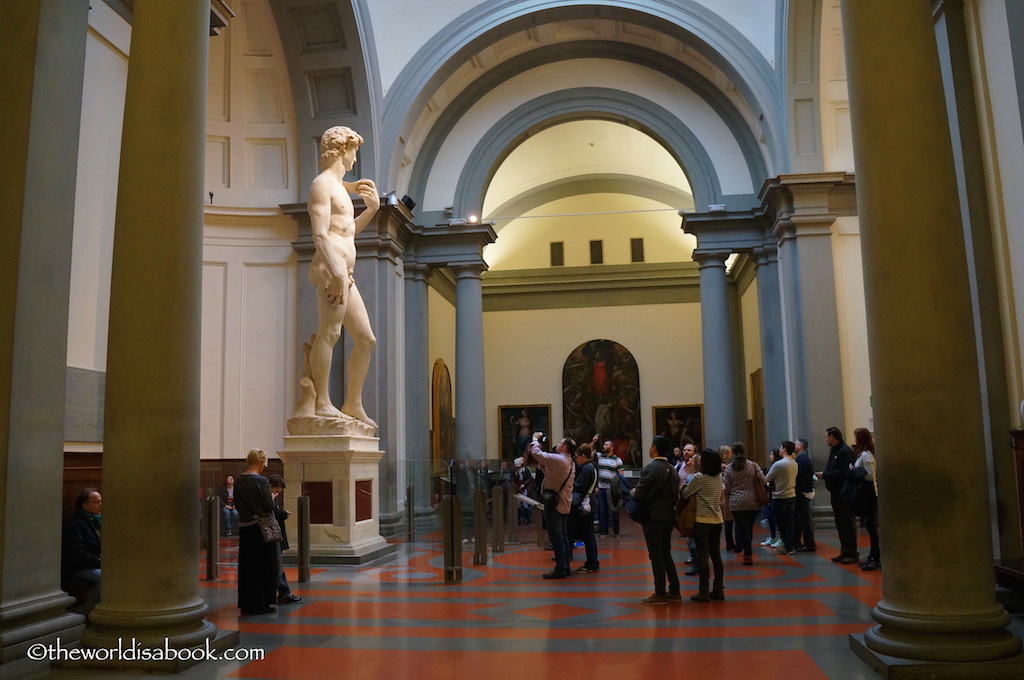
[550,241,564,267]
[590,240,603,265]
[631,238,644,263]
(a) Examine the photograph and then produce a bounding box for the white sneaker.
[760,537,775,546]
[769,538,784,548]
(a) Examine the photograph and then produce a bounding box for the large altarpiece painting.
[562,339,642,467]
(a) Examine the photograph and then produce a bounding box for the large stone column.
[752,243,787,450]
[693,251,741,448]
[354,201,415,535]
[404,260,434,522]
[841,0,1023,673]
[0,0,90,664]
[453,264,487,460]
[766,176,848,463]
[81,0,227,659]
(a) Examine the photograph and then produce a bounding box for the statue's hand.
[325,274,347,305]
[354,179,380,211]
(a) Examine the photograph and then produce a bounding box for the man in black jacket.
[794,438,817,552]
[822,427,858,564]
[633,436,680,603]
[569,444,600,574]
[268,475,303,604]
[62,488,102,588]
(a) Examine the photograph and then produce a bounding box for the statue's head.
[319,126,364,171]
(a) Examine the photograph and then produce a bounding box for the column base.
[53,628,239,673]
[379,510,406,537]
[80,599,217,652]
[851,633,1024,679]
[0,591,84,664]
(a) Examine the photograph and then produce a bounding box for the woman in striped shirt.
[681,448,725,602]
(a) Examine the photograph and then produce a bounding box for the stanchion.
[493,486,505,554]
[406,484,415,542]
[441,496,462,584]
[507,487,518,543]
[297,495,310,583]
[473,490,488,565]
[205,496,220,581]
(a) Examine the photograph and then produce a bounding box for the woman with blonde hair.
[234,448,280,615]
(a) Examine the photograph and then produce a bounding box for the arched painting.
[562,339,642,467]
[431,359,454,464]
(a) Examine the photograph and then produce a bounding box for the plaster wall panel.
[241,264,292,454]
[68,9,128,372]
[246,138,288,189]
[206,136,230,189]
[201,263,228,458]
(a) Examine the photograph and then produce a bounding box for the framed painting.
[499,405,551,460]
[652,404,703,452]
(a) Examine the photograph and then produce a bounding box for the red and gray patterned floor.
[193,521,891,680]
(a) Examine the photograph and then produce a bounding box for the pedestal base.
[850,633,1024,680]
[283,539,396,566]
[279,434,391,563]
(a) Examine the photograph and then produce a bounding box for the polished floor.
[27,519,1024,679]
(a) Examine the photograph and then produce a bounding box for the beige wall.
[831,216,872,432]
[481,302,703,460]
[970,1,1024,421]
[67,3,130,371]
[739,276,762,424]
[428,285,457,390]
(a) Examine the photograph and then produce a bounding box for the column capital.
[450,262,488,280]
[691,250,731,270]
[751,240,779,267]
[404,260,431,282]
[771,213,838,244]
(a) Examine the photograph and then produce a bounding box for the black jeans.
[543,505,570,574]
[830,492,859,556]
[861,496,880,560]
[772,497,797,551]
[568,510,599,569]
[692,522,723,595]
[795,493,816,549]
[732,509,758,557]
[642,520,679,595]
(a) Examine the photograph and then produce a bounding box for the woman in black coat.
[233,448,280,616]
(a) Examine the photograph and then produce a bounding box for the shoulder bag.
[675,486,698,537]
[256,514,282,543]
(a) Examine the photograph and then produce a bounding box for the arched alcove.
[562,339,642,467]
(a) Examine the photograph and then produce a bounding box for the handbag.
[755,479,770,507]
[540,465,572,511]
[675,493,697,537]
[256,514,282,543]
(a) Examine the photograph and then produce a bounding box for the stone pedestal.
[278,435,395,564]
